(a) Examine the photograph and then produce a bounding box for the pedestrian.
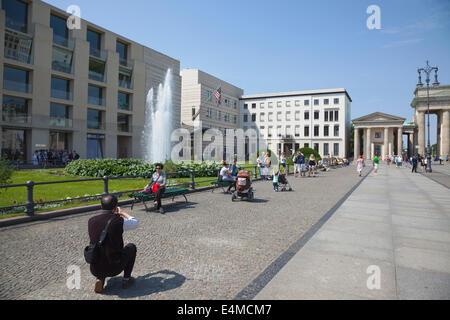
[87,194,138,293]
[308,154,317,177]
[439,155,443,165]
[420,155,425,172]
[356,154,364,177]
[373,154,379,174]
[293,151,301,178]
[280,152,286,169]
[411,155,418,173]
[272,168,279,192]
[264,152,271,180]
[33,151,39,166]
[257,152,265,180]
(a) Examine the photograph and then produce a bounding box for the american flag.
[214,87,221,105]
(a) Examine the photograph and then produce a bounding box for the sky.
[45,0,450,144]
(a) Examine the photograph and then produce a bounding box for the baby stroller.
[278,174,292,191]
[232,170,254,201]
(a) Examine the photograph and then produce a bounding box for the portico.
[352,112,406,160]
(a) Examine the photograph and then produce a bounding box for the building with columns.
[411,84,450,158]
[352,112,407,160]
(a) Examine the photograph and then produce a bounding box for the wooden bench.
[129,187,189,211]
[210,179,233,193]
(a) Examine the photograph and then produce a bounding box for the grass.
[0,169,220,219]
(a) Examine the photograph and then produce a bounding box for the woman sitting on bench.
[220,160,236,194]
[144,163,167,214]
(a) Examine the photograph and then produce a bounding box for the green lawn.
[0,169,219,218]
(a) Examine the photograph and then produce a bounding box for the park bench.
[128,187,189,211]
[210,168,240,193]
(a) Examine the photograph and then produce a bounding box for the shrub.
[291,147,322,162]
[0,158,14,188]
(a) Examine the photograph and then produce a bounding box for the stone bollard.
[25,180,35,216]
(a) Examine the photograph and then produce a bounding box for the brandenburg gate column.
[442,110,450,158]
[417,111,426,155]
[383,127,389,160]
[354,127,360,158]
[397,127,403,156]
[366,128,372,159]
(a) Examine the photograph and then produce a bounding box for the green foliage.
[0,158,14,187]
[291,147,322,162]
[63,158,223,178]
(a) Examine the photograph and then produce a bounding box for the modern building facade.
[0,0,181,163]
[240,89,352,158]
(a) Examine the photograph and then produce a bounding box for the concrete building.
[240,89,352,158]
[0,0,181,163]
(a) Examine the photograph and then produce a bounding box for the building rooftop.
[241,88,352,102]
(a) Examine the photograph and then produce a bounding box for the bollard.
[103,176,109,194]
[190,171,195,189]
[25,180,35,216]
[254,166,258,179]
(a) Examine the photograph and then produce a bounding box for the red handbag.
[152,184,160,193]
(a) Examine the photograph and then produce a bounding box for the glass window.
[52,46,73,73]
[1,128,26,161]
[234,101,237,109]
[286,111,291,121]
[334,98,339,104]
[324,143,329,156]
[314,111,319,120]
[324,111,328,122]
[277,125,282,137]
[243,114,248,122]
[116,41,128,62]
[314,143,319,152]
[268,102,273,108]
[251,114,256,122]
[304,143,309,148]
[49,131,69,151]
[268,112,273,121]
[2,95,28,123]
[87,109,102,129]
[329,110,334,121]
[334,125,339,137]
[51,77,71,100]
[118,92,130,110]
[304,100,309,106]
[304,126,309,137]
[50,14,68,46]
[334,110,339,121]
[206,90,212,101]
[324,99,329,105]
[117,113,130,132]
[314,99,319,105]
[3,66,30,93]
[88,85,103,105]
[295,111,300,120]
[295,100,300,106]
[334,143,339,156]
[86,134,104,159]
[314,125,319,137]
[304,111,309,120]
[268,126,273,137]
[243,103,248,109]
[295,126,300,137]
[50,103,70,127]
[277,101,282,107]
[259,102,264,109]
[260,112,265,122]
[89,58,106,82]
[87,29,102,56]
[324,125,329,137]
[252,103,256,109]
[2,0,28,33]
[286,101,291,107]
[233,115,237,124]
[277,112,282,121]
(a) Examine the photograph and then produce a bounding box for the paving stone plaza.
[1,163,449,300]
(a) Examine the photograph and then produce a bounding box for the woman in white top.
[356,155,364,177]
[144,163,167,214]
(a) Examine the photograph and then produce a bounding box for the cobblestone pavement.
[0,165,366,300]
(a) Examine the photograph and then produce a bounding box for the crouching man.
[88,194,139,293]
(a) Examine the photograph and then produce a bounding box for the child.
[273,169,279,192]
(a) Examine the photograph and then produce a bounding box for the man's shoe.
[122,277,135,289]
[94,278,105,293]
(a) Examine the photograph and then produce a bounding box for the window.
[52,46,73,73]
[286,101,291,107]
[260,102,264,109]
[304,126,309,137]
[329,110,334,121]
[260,112,265,122]
[295,100,300,106]
[49,131,69,152]
[277,125,282,137]
[252,103,256,109]
[268,126,273,137]
[314,111,319,120]
[88,85,103,106]
[314,99,319,106]
[244,103,248,109]
[89,58,106,82]
[324,111,328,122]
[225,113,231,122]
[206,108,212,118]
[243,114,248,122]
[268,112,273,121]
[295,126,300,137]
[304,143,309,148]
[251,114,256,122]
[87,29,102,57]
[314,143,319,152]
[86,134,104,159]
[304,100,309,106]
[3,66,30,93]
[277,101,282,107]
[233,101,237,109]
[268,102,273,108]
[51,77,71,100]
[50,14,69,47]
[324,143,329,156]
[324,125,329,137]
[304,111,309,120]
[334,110,339,121]
[87,109,103,129]
[2,0,28,33]
[116,41,128,65]
[334,125,339,137]
[118,70,132,88]
[50,103,70,127]
[375,131,382,139]
[118,92,131,110]
[206,90,212,101]
[324,99,329,105]
[260,126,265,137]
[314,125,319,137]
[2,95,29,123]
[233,115,237,124]
[225,99,230,107]
[217,110,221,121]
[334,143,339,156]
[295,111,300,120]
[286,111,291,121]
[277,112,282,121]
[285,125,291,136]
[334,98,339,104]
[117,113,130,132]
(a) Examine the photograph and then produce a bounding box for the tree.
[0,158,13,190]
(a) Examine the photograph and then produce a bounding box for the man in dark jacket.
[88,194,139,293]
[411,155,418,173]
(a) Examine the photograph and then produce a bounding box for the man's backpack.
[84,217,113,264]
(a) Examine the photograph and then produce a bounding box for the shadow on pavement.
[102,269,186,298]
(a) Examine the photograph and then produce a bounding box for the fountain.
[142,68,173,163]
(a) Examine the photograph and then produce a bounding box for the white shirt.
[123,216,139,231]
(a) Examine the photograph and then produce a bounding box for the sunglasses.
[156,167,161,170]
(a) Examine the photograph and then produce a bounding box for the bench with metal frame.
[129,187,189,211]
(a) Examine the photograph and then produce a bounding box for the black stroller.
[278,174,292,191]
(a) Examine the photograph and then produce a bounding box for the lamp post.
[417,60,439,173]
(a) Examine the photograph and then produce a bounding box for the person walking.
[308,154,317,177]
[373,154,379,174]
[356,155,364,177]
[88,194,138,293]
[272,168,279,192]
[411,155,418,173]
[257,152,265,180]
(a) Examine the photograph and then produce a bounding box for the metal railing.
[0,165,262,217]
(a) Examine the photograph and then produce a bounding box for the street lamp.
[417,60,439,173]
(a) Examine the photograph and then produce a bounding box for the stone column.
[384,127,389,160]
[417,111,426,155]
[354,127,360,158]
[397,127,403,156]
[408,133,414,158]
[366,128,372,160]
[436,111,441,157]
[442,110,450,158]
